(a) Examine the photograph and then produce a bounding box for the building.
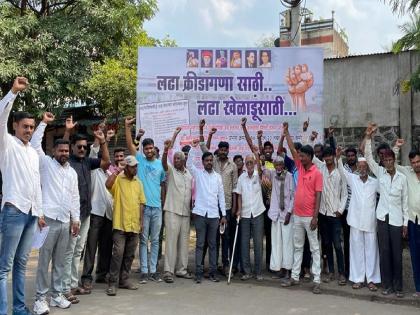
[279,9,349,58]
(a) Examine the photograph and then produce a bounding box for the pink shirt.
[294,159,323,217]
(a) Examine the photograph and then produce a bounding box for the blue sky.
[144,0,410,55]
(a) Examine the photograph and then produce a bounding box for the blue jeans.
[140,206,162,274]
[0,205,37,315]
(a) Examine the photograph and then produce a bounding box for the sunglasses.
[77,145,88,150]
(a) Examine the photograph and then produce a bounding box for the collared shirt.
[313,157,348,217]
[187,147,226,218]
[89,144,113,220]
[0,91,42,216]
[31,122,80,223]
[365,139,409,226]
[396,165,420,223]
[135,153,165,208]
[266,170,295,222]
[293,158,323,217]
[343,163,359,210]
[163,163,192,216]
[200,143,237,209]
[108,173,146,233]
[338,158,378,232]
[235,170,265,218]
[69,154,101,220]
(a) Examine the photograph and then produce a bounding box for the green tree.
[384,0,420,92]
[85,32,176,121]
[255,34,277,47]
[0,0,158,113]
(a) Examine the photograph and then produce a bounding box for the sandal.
[72,287,91,295]
[352,282,363,289]
[64,293,80,304]
[176,272,193,279]
[367,282,378,292]
[119,282,139,290]
[164,275,174,283]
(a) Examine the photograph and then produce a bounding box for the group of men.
[0,77,420,315]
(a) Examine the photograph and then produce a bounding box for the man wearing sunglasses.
[62,117,110,303]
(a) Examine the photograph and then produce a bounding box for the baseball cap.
[125,155,138,166]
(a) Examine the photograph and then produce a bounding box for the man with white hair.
[267,156,295,280]
[337,148,380,291]
[161,135,193,283]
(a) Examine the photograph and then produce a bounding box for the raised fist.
[191,139,200,147]
[395,139,405,148]
[42,112,55,124]
[174,127,182,134]
[164,139,172,150]
[257,130,263,139]
[209,127,217,135]
[106,129,115,141]
[285,64,314,110]
[199,119,206,129]
[241,117,247,126]
[11,77,29,94]
[137,128,145,137]
[303,117,309,132]
[282,122,289,134]
[94,130,105,142]
[125,116,135,127]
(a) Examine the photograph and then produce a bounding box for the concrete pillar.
[398,51,413,165]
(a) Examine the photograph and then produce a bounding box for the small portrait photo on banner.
[230,50,242,68]
[259,50,272,68]
[201,50,213,68]
[215,49,228,68]
[186,49,199,68]
[245,50,257,68]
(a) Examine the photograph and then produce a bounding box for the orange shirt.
[294,159,323,217]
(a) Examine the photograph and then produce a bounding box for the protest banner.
[137,47,323,154]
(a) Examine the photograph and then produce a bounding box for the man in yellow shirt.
[105,155,146,296]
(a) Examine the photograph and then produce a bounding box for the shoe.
[352,282,363,290]
[106,285,117,296]
[71,287,90,295]
[271,271,284,280]
[33,298,50,315]
[312,283,321,294]
[281,278,299,287]
[338,274,347,286]
[63,293,79,304]
[395,291,404,298]
[163,272,174,283]
[195,274,202,284]
[223,266,230,277]
[209,274,220,282]
[119,282,139,290]
[241,274,252,281]
[139,273,148,284]
[303,272,311,282]
[367,282,377,291]
[149,272,163,282]
[256,274,264,281]
[175,272,193,279]
[50,294,71,309]
[322,273,334,283]
[381,288,394,295]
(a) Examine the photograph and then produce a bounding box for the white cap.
[357,157,367,162]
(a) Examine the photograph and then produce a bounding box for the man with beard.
[31,113,80,314]
[199,119,237,276]
[393,140,420,297]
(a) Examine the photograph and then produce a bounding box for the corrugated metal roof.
[324,50,412,60]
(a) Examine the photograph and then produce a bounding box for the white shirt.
[31,122,80,223]
[338,158,378,232]
[89,144,113,220]
[365,139,409,226]
[313,157,348,217]
[235,170,265,219]
[0,91,42,216]
[187,147,226,218]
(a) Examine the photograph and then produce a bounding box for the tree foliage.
[385,0,420,92]
[84,32,176,121]
[255,34,277,48]
[0,0,158,113]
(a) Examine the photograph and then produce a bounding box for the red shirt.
[294,159,323,217]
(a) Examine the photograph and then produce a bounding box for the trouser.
[240,214,264,276]
[216,209,232,268]
[109,230,138,285]
[377,218,403,291]
[163,211,190,275]
[341,210,351,277]
[408,218,420,292]
[81,214,113,284]
[291,216,321,283]
[194,214,219,276]
[62,215,90,293]
[270,218,294,271]
[140,206,162,274]
[264,208,272,268]
[318,213,330,270]
[35,217,70,299]
[319,213,345,275]
[0,205,37,315]
[349,227,381,284]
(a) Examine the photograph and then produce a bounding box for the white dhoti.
[349,227,381,284]
[270,219,294,271]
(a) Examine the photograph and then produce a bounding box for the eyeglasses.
[77,145,88,150]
